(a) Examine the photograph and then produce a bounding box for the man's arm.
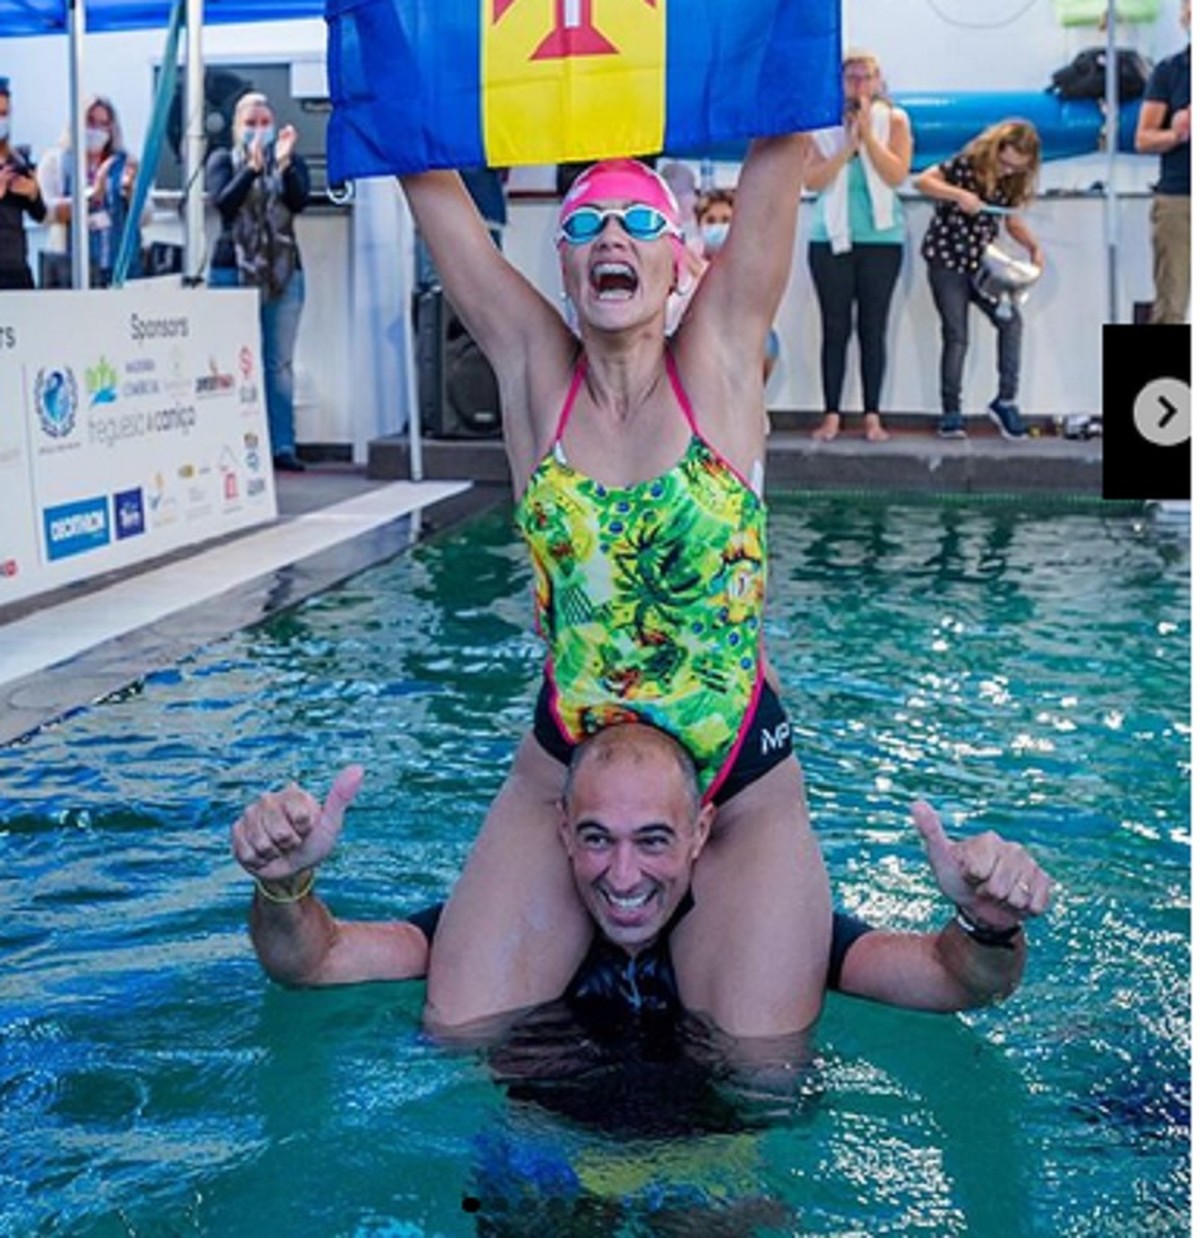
[1136,57,1191,155]
[231,767,429,986]
[837,801,1051,1011]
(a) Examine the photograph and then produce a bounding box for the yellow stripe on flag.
[483,0,667,166]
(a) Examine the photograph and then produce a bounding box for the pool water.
[0,494,1189,1236]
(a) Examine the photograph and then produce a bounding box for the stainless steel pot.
[973,243,1042,319]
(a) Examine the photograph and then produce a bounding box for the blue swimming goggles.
[557,204,679,245]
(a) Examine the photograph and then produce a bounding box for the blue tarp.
[0,0,322,36]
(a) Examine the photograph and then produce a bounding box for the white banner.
[0,285,276,606]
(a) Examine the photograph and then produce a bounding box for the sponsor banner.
[0,286,276,605]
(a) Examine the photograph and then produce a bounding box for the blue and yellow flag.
[326,0,842,181]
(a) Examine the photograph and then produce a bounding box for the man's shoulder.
[1148,45,1191,96]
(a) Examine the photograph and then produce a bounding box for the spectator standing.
[36,95,144,288]
[803,50,912,443]
[0,79,45,290]
[914,119,1044,440]
[205,91,310,472]
[1135,0,1191,324]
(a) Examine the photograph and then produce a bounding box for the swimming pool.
[0,493,1188,1236]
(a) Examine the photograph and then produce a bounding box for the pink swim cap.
[558,158,686,286]
[559,158,682,232]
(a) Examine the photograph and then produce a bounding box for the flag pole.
[183,0,205,283]
[1104,0,1120,322]
[68,0,88,289]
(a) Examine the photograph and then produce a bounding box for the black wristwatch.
[954,905,1023,949]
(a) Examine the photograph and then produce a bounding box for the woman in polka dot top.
[914,119,1044,440]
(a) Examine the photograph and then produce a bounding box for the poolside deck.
[367,415,1103,496]
[0,423,1106,747]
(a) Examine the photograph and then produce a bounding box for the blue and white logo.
[113,488,145,540]
[35,367,79,439]
[43,495,110,561]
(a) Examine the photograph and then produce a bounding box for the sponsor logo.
[86,356,119,407]
[760,721,791,755]
[43,495,110,561]
[196,356,235,397]
[35,367,79,439]
[162,345,191,395]
[147,471,179,527]
[113,488,145,540]
[1,558,18,577]
[121,377,161,399]
[125,356,156,375]
[243,430,263,473]
[87,401,198,448]
[246,477,266,498]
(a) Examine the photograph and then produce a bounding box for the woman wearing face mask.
[205,91,310,472]
[36,95,145,287]
[914,119,1043,440]
[0,79,45,290]
[803,51,912,444]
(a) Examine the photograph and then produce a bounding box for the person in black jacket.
[0,79,44,290]
[205,90,310,471]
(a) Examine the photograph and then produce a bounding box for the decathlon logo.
[43,495,110,561]
[761,720,791,755]
[35,367,80,439]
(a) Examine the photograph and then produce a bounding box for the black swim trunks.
[532,674,794,806]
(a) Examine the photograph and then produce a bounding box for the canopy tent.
[0,0,320,36]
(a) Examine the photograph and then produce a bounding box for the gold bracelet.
[254,869,316,905]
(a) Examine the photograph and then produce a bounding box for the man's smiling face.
[559,726,713,955]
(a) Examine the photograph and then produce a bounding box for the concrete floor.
[368,419,1104,496]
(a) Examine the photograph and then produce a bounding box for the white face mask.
[243,125,275,150]
[0,118,10,143]
[86,126,108,154]
[701,222,730,253]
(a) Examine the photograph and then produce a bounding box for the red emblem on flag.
[494,0,657,61]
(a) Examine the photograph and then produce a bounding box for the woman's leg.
[808,242,855,439]
[261,270,305,459]
[927,264,970,414]
[967,286,1023,405]
[669,754,832,1038]
[425,731,592,1031]
[855,244,903,438]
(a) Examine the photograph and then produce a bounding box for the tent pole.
[68,0,88,289]
[1104,0,1119,323]
[183,0,205,282]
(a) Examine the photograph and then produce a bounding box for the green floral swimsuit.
[515,353,767,797]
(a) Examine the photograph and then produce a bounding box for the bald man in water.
[231,725,1051,1017]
